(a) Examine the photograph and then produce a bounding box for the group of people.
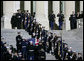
[11,9,35,29]
[49,11,64,30]
[48,11,83,30]
[11,9,83,30]
[1,32,83,60]
[1,9,83,60]
[69,11,83,29]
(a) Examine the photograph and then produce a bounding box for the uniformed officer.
[37,42,46,60]
[27,41,35,60]
[21,39,27,60]
[47,33,53,53]
[57,12,64,30]
[63,44,68,60]
[49,11,56,30]
[16,32,23,53]
[69,11,77,29]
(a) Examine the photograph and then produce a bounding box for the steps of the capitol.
[1,29,57,60]
[1,29,31,48]
[1,27,83,58]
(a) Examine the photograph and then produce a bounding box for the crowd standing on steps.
[1,9,83,60]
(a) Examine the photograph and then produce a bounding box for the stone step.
[1,29,31,48]
[46,53,56,60]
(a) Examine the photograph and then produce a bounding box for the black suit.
[16,35,22,52]
[11,15,17,29]
[16,13,22,29]
[69,14,77,29]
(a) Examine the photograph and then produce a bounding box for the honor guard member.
[69,15,75,29]
[69,11,77,29]
[63,44,68,60]
[37,41,46,60]
[49,11,56,30]
[57,12,64,30]
[21,39,27,60]
[27,41,35,60]
[16,32,23,53]
[54,46,59,60]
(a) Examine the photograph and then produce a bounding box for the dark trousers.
[50,21,54,30]
[59,21,63,30]
[17,44,22,53]
[21,47,27,59]
[70,22,74,29]
[27,55,34,60]
[17,22,21,29]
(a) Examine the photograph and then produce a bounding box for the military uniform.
[37,43,46,60]
[69,14,77,29]
[21,39,27,59]
[63,45,68,60]
[49,13,55,30]
[57,13,64,30]
[16,34,22,53]
[27,44,35,60]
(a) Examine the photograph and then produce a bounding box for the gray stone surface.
[1,29,31,48]
[1,17,4,29]
[46,53,56,60]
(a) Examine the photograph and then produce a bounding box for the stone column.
[3,1,15,29]
[24,1,31,13]
[33,1,36,13]
[53,1,60,26]
[64,1,75,30]
[80,1,83,12]
[35,1,49,30]
[3,1,20,29]
[14,1,20,13]
[80,1,83,28]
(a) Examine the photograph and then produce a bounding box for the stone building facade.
[1,1,83,30]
